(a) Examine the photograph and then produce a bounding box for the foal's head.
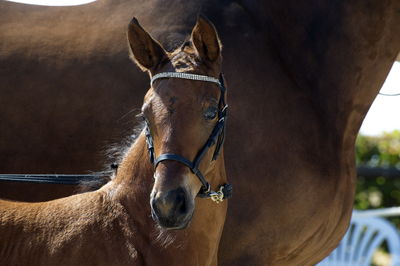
[127,17,227,229]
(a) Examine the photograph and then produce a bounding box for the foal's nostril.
[166,188,187,215]
[151,187,193,228]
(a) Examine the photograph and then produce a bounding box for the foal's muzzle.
[150,187,194,230]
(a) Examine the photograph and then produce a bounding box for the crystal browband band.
[151,72,221,87]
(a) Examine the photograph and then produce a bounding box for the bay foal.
[0,17,229,266]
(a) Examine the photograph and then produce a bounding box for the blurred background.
[356,61,400,266]
[357,61,400,227]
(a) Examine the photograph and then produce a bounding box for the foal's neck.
[110,133,154,204]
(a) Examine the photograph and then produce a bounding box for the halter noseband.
[144,72,232,203]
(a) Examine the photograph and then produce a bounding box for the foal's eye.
[203,106,218,120]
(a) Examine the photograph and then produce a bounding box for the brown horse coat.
[0,17,229,265]
[1,0,400,265]
[0,135,226,266]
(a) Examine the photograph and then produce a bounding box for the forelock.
[169,41,200,72]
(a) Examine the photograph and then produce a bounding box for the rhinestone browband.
[151,72,221,87]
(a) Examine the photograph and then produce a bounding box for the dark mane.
[77,116,145,193]
[169,40,201,72]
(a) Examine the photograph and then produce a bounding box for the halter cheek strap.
[145,72,232,202]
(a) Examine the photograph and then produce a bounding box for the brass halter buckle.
[209,186,225,203]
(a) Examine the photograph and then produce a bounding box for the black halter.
[144,72,232,202]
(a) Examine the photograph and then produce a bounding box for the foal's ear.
[191,16,222,62]
[127,17,167,72]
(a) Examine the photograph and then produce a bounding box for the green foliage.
[355,130,400,227]
[356,130,400,167]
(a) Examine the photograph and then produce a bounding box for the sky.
[359,62,400,136]
[5,0,400,136]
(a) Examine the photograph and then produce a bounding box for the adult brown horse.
[1,0,400,265]
[0,17,229,265]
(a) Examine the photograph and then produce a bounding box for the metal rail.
[353,207,400,218]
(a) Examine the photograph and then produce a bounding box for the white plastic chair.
[317,214,400,266]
